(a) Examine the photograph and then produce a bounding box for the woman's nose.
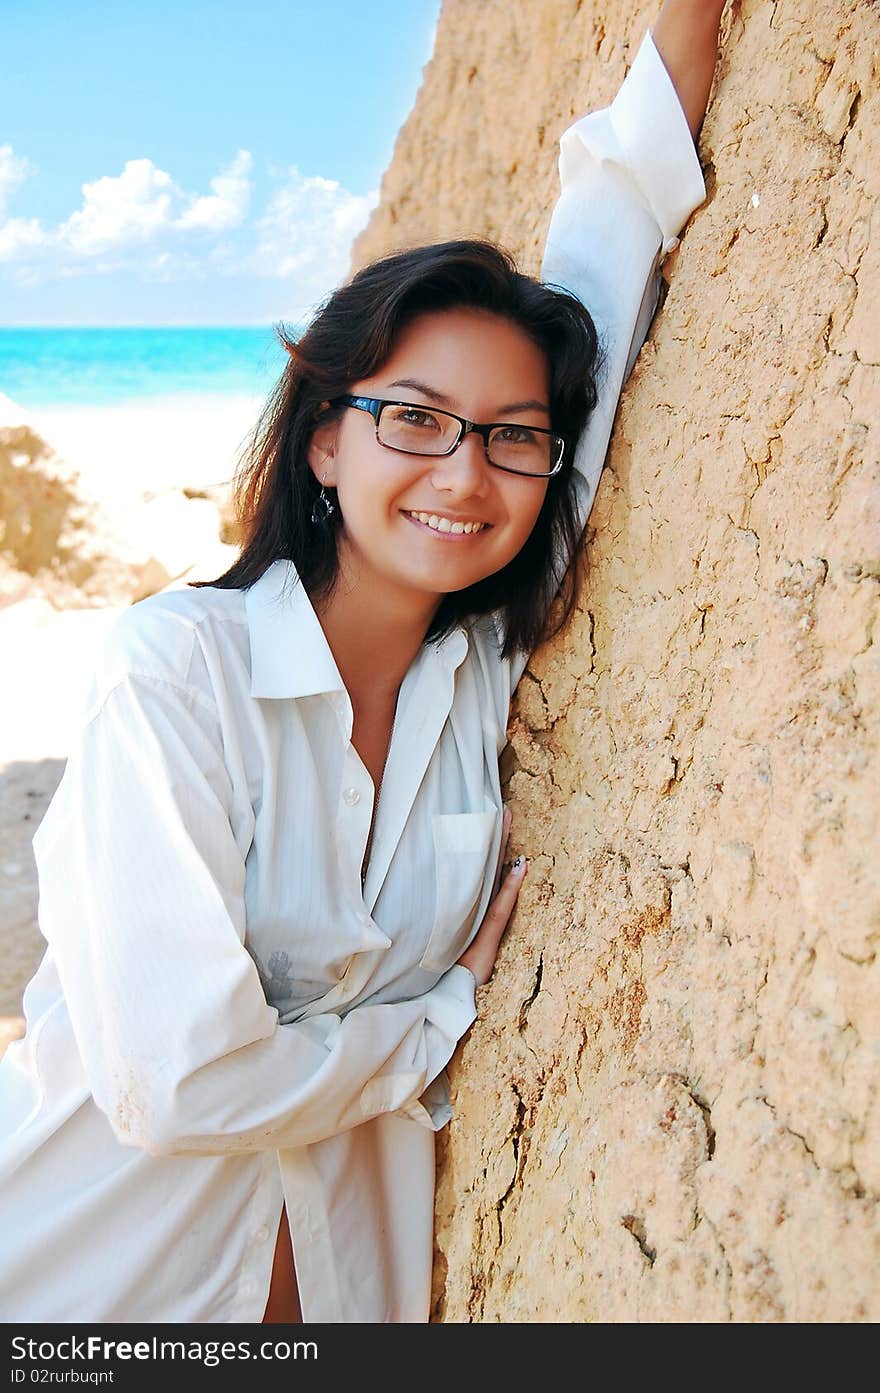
[428,431,490,495]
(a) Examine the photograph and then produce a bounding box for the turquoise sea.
[0,326,296,409]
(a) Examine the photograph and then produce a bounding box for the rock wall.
[351,0,879,1321]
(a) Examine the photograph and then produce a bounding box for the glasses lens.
[378,403,459,455]
[487,425,561,476]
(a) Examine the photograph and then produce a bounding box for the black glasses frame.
[329,394,566,478]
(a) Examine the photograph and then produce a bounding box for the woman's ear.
[307,401,339,486]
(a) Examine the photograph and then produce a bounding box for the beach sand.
[1,395,260,1056]
[33,392,264,501]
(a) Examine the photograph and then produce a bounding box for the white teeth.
[408,510,486,535]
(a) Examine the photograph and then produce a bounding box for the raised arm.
[652,0,728,139]
[501,2,726,697]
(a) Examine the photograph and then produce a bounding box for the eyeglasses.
[330,394,566,478]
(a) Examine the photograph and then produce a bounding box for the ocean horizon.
[0,326,297,410]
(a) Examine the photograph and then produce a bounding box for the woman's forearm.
[651,0,728,140]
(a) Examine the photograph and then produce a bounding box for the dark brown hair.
[191,238,601,663]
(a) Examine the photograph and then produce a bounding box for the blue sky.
[0,0,441,325]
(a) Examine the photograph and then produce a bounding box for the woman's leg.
[261,1205,303,1323]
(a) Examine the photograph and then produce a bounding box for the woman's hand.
[456,805,527,988]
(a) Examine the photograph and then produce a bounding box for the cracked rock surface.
[353,0,879,1322]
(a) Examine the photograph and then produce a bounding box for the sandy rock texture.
[0,393,240,610]
[352,0,879,1321]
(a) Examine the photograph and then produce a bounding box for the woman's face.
[308,306,552,617]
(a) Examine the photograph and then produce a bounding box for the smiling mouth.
[402,510,490,536]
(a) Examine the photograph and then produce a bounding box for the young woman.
[0,1,727,1323]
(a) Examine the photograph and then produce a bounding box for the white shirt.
[0,29,706,1324]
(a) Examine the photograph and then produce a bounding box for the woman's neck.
[307,557,442,707]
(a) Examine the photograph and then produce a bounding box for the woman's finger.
[458,856,527,986]
[486,856,527,929]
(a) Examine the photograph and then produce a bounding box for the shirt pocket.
[418,796,500,974]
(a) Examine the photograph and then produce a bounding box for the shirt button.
[342,786,361,806]
[255,1225,270,1243]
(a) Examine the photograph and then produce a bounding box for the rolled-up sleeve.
[505,28,707,695]
[33,670,477,1159]
[543,28,707,504]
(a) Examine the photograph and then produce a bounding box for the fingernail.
[512,855,526,874]
[503,806,512,824]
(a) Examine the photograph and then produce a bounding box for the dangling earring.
[310,473,336,526]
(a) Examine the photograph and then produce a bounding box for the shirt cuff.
[423,963,478,1040]
[393,967,478,1131]
[610,29,707,253]
[398,1068,455,1131]
[559,28,707,259]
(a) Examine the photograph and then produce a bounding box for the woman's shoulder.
[86,582,247,714]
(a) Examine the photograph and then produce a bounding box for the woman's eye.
[497,426,535,444]
[399,407,438,427]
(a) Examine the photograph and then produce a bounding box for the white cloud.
[0,216,46,262]
[1,151,255,268]
[0,149,378,318]
[60,159,178,254]
[0,145,33,216]
[177,150,252,230]
[255,168,378,287]
[53,151,254,252]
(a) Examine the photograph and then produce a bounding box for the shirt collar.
[244,558,470,700]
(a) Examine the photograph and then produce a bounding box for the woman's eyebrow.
[385,376,550,416]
